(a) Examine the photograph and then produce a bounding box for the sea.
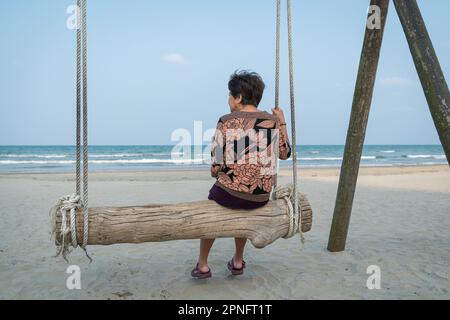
[0,145,447,174]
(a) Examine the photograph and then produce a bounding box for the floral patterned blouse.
[211,111,291,202]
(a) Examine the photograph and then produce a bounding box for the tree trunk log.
[327,0,390,253]
[55,195,312,249]
[394,0,450,165]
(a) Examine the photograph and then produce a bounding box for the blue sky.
[1,0,449,145]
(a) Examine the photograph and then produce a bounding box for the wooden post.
[393,0,450,165]
[327,0,390,252]
[54,196,312,249]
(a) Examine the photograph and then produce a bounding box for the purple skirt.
[208,184,269,210]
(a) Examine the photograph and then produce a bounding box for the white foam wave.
[89,152,186,158]
[0,158,206,165]
[90,158,205,165]
[406,154,446,159]
[298,156,375,161]
[380,150,396,153]
[0,160,75,165]
[1,154,67,159]
[1,154,445,166]
[89,154,142,158]
[299,157,343,161]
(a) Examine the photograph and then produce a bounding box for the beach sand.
[0,165,449,300]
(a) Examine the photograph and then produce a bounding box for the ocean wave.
[403,154,446,159]
[1,155,445,166]
[0,154,67,159]
[89,153,142,158]
[90,158,205,164]
[153,152,185,156]
[0,160,75,165]
[296,156,377,161]
[299,157,343,161]
[418,162,446,166]
[89,152,186,158]
[380,150,396,153]
[0,158,206,165]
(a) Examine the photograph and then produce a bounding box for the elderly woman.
[191,70,291,279]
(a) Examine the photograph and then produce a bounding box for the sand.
[0,165,449,300]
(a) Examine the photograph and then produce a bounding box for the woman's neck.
[237,105,259,113]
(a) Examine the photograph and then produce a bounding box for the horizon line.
[0,144,444,147]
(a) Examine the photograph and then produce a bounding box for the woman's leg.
[198,239,215,272]
[233,238,247,268]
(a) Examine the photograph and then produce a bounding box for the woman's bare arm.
[272,107,291,160]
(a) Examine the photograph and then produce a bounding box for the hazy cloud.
[162,53,188,65]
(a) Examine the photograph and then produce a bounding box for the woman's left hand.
[271,107,286,124]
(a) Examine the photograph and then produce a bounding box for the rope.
[81,0,89,249]
[274,0,281,109]
[272,185,304,243]
[76,0,81,197]
[53,0,90,261]
[273,0,281,190]
[49,194,83,261]
[286,0,299,222]
[272,0,300,222]
[273,0,299,198]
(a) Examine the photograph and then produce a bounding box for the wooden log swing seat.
[53,193,313,250]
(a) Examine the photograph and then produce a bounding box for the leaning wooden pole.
[393,0,450,165]
[327,0,390,252]
[54,196,312,249]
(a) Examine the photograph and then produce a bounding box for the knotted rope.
[272,1,302,243]
[50,194,82,261]
[51,0,90,262]
[272,185,304,243]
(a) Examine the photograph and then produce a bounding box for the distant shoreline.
[0,144,445,147]
[1,164,447,177]
[1,145,446,174]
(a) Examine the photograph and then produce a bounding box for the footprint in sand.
[112,291,133,299]
[160,289,171,300]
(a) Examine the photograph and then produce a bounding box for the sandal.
[191,263,212,279]
[227,258,246,276]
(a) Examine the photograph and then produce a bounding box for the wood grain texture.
[55,195,312,249]
[328,0,390,252]
[394,0,450,165]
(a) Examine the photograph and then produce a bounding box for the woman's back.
[210,111,291,205]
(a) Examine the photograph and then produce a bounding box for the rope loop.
[57,0,90,262]
[50,194,82,261]
[272,185,304,243]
